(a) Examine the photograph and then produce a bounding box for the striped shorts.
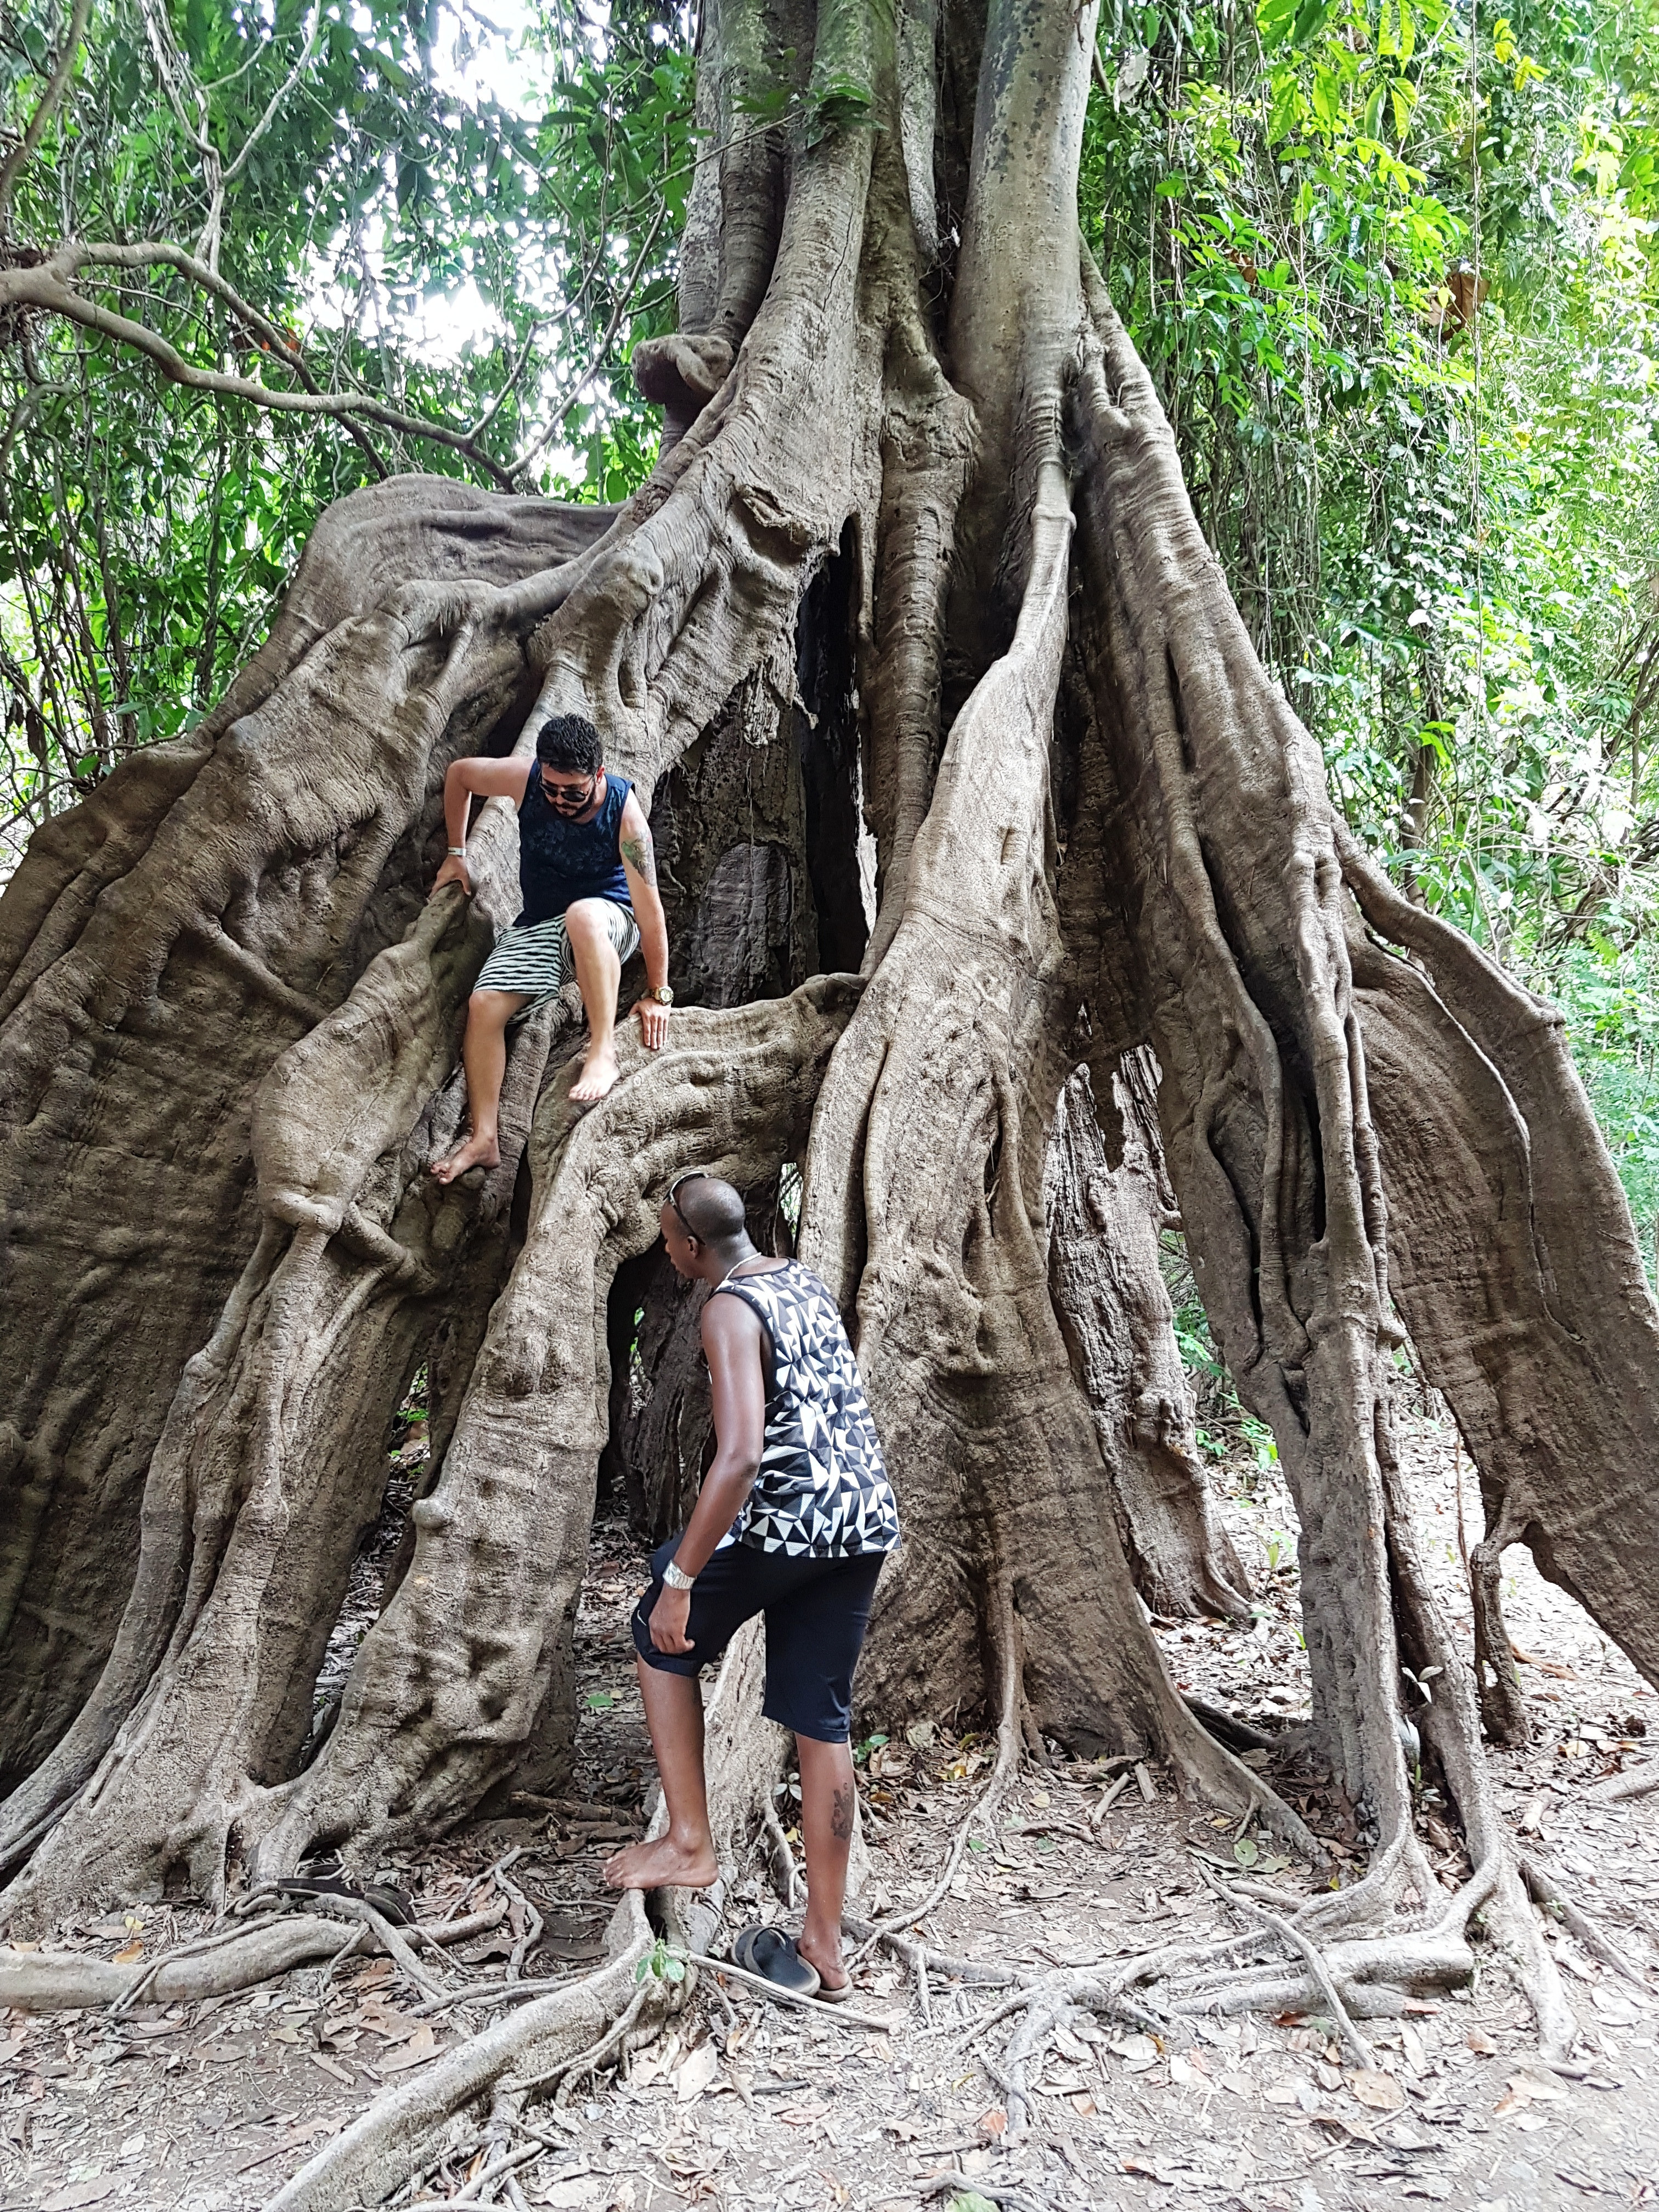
[473,900,640,1007]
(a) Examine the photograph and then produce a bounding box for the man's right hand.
[648,1585,695,1655]
[430,853,472,900]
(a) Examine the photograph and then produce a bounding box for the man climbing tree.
[429,712,672,1164]
[602,1171,900,2001]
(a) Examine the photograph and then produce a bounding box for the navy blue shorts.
[631,1536,886,1744]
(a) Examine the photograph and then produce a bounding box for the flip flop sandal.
[276,1874,416,1927]
[730,1922,821,1999]
[729,1923,765,1974]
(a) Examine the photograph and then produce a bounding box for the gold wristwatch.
[645,985,674,1006]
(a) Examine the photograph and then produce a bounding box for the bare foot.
[601,1833,719,1892]
[569,1044,620,1103]
[430,1128,500,1184]
[796,1926,849,1991]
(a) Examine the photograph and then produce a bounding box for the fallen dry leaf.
[1494,2067,1567,2116]
[1351,2068,1406,2112]
[1070,2092,1097,2117]
[775,2099,830,2127]
[674,2043,720,2102]
[979,2106,1007,2136]
[1466,2027,1497,2055]
[377,2023,438,2074]
[1310,2108,1382,2146]
[111,1941,143,1966]
[1120,2154,1177,2185]
[42,2183,121,2211]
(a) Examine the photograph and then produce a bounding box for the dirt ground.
[3,1402,1657,2212]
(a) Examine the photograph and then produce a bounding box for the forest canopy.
[6,0,1659,1260]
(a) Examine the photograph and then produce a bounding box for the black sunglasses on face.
[541,771,596,806]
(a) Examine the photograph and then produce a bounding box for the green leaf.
[1265,0,1309,47]
[1267,68,1301,143]
[1257,0,1299,49]
[585,1691,613,1709]
[364,47,417,94]
[1234,1836,1260,1866]
[1290,0,1335,47]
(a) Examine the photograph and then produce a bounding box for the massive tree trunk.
[4,0,1658,2106]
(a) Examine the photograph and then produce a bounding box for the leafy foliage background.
[5,0,1659,1257]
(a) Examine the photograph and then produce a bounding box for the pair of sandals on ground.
[728,1919,853,2001]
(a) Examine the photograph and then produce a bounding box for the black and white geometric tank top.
[712,1260,901,1559]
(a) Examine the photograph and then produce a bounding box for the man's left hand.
[633,998,671,1051]
[649,1584,694,1654]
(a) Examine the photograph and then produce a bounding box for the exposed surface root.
[1190,1861,1376,2068]
[266,1908,656,2212]
[0,1883,512,2013]
[1589,1758,1659,1803]
[1521,1852,1651,1987]
[685,1952,895,2031]
[0,1915,354,2010]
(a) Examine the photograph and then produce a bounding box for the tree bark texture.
[1,0,1655,2066]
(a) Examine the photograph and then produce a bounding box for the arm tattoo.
[830,1781,855,1842]
[620,824,658,889]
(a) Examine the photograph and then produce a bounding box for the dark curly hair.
[535,714,603,774]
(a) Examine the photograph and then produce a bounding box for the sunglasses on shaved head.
[665,1171,709,1238]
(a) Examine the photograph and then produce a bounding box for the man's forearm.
[673,1460,758,1576]
[443,763,473,851]
[634,885,670,990]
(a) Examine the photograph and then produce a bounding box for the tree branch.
[4,245,514,487]
[81,239,388,479]
[0,0,93,228]
[201,8,322,271]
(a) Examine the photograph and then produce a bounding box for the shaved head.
[671,1172,747,1244]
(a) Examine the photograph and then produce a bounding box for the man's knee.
[467,989,520,1028]
[562,898,615,950]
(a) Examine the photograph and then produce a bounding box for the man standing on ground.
[602,1173,900,1999]
[428,713,673,1182]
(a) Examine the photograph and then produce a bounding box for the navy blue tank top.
[515,765,633,928]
